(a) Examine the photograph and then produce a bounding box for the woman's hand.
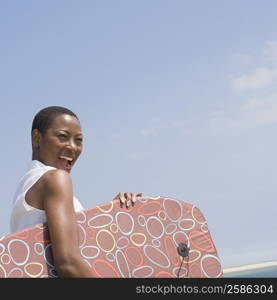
[113,192,143,208]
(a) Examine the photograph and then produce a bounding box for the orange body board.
[0,196,223,278]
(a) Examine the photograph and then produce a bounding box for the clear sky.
[1,0,276,268]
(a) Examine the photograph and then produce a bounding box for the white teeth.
[59,156,73,161]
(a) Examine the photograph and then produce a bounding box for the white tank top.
[10,160,84,233]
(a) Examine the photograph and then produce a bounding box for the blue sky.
[1,1,277,268]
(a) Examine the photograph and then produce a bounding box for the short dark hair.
[31,106,79,134]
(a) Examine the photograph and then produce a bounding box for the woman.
[10,106,142,277]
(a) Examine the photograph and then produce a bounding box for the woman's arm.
[41,169,94,278]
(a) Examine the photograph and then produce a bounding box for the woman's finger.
[131,193,136,206]
[113,193,120,200]
[131,193,143,206]
[125,192,132,208]
[136,193,143,198]
[118,192,125,206]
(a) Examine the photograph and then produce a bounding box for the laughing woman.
[10,106,142,277]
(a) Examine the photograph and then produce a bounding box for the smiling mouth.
[59,155,74,168]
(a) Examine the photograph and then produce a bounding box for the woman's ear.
[31,129,41,150]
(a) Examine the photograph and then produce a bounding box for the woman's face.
[33,114,83,173]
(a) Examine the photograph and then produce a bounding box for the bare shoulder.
[42,169,72,183]
[40,169,73,196]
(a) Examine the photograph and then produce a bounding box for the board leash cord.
[177,242,190,278]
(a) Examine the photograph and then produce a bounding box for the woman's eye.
[58,134,67,139]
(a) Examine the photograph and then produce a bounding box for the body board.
[0,196,223,278]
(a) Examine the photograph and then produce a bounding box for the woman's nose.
[67,139,77,151]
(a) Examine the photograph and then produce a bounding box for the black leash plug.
[177,242,190,258]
